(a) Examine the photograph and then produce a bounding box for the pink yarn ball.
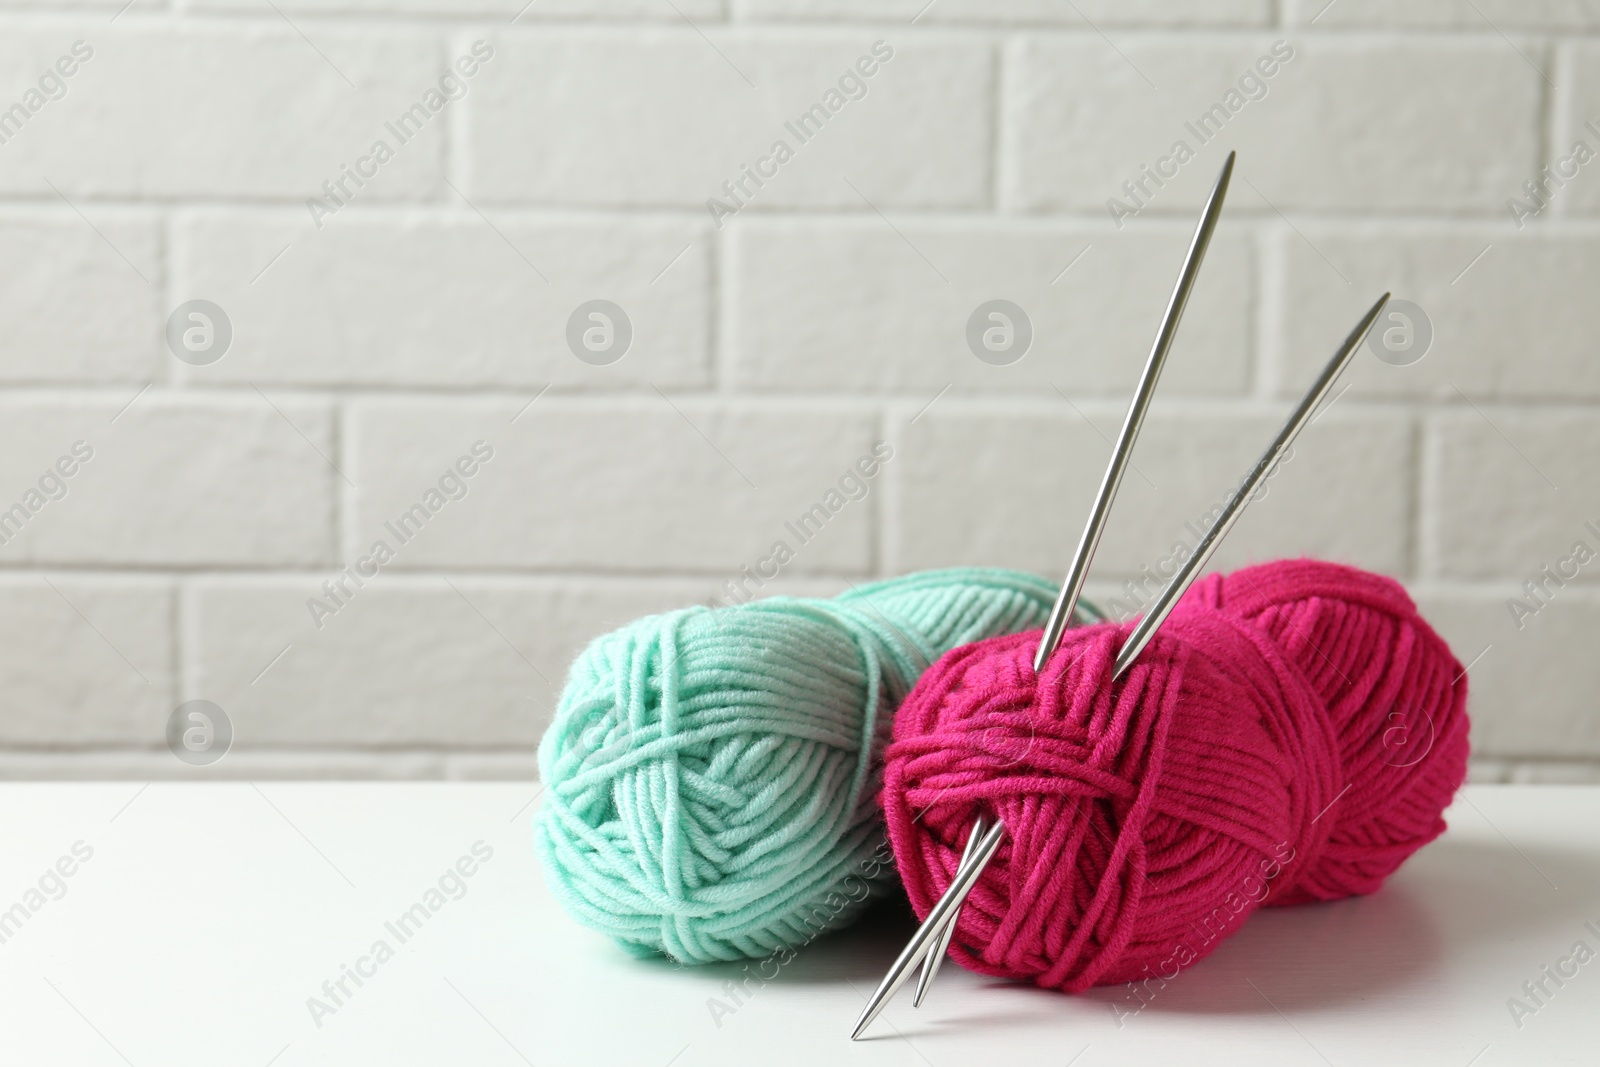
[881,560,1470,992]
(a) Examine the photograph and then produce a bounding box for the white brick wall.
[0,2,1594,781]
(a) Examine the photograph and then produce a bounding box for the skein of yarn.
[536,568,1097,964]
[882,559,1469,992]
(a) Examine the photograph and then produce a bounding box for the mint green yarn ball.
[535,568,1096,964]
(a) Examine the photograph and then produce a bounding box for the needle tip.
[850,996,884,1040]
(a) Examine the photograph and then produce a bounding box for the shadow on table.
[647,832,1598,1039]
[1074,834,1599,1020]
[1072,867,1451,1020]
[680,831,1600,1036]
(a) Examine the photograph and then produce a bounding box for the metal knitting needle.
[1033,149,1236,675]
[897,152,1238,1019]
[850,819,1004,1041]
[1110,291,1390,680]
[849,292,1391,1041]
[911,813,985,1006]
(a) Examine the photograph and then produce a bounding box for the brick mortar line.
[1404,409,1424,583]
[0,11,1592,38]
[172,574,190,705]
[710,206,731,396]
[1250,222,1279,401]
[0,751,1583,763]
[0,388,1594,410]
[0,747,538,758]
[0,751,1582,762]
[0,752,1590,772]
[1537,38,1557,193]
[0,568,1593,593]
[5,201,1595,225]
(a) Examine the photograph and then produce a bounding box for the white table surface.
[0,783,1593,1066]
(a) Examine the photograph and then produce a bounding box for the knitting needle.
[903,151,1237,1013]
[1033,149,1236,675]
[1110,291,1390,680]
[849,819,1004,1041]
[849,292,1390,1040]
[911,813,986,1006]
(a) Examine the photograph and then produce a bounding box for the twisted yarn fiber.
[883,559,1470,992]
[536,568,1082,964]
